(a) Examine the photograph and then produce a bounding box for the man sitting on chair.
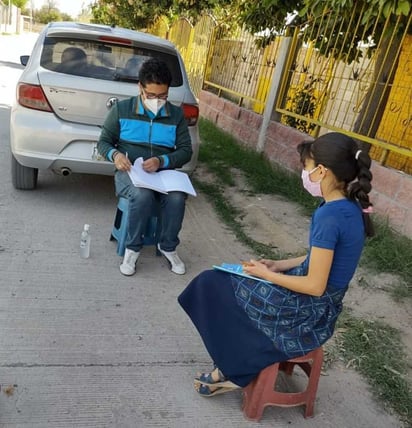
[97,57,192,276]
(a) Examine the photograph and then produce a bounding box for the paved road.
[0,33,402,427]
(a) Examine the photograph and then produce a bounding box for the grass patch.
[336,310,411,425]
[193,179,289,260]
[360,218,412,299]
[197,117,412,425]
[199,118,318,215]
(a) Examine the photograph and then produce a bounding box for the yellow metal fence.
[148,10,412,175]
[276,8,412,174]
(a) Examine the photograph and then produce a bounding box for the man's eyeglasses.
[140,86,168,100]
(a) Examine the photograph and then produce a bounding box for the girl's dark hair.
[297,132,374,237]
[138,57,172,86]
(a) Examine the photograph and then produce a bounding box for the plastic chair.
[110,197,161,256]
[242,347,324,420]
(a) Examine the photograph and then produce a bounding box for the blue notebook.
[213,263,273,284]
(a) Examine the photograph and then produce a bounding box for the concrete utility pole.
[256,35,293,153]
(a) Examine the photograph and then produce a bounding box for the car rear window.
[40,37,183,86]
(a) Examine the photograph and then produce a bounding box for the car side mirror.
[20,55,30,66]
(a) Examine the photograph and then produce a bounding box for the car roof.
[45,22,176,50]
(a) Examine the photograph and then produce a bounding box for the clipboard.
[213,263,273,284]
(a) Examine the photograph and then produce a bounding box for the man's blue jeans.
[115,171,186,252]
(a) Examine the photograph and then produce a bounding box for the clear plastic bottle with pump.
[80,224,91,258]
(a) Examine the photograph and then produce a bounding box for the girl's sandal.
[195,383,239,398]
[194,368,239,388]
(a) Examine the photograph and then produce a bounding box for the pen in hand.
[116,151,131,172]
[125,152,132,171]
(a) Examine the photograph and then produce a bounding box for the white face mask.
[301,166,323,197]
[144,98,166,115]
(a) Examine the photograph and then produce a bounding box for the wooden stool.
[242,347,323,420]
[110,197,161,256]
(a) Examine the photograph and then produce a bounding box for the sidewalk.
[0,182,403,427]
[0,32,405,428]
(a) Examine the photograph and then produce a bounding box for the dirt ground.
[196,165,412,387]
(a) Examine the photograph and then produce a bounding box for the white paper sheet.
[127,157,197,196]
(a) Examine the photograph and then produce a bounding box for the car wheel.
[11,154,38,190]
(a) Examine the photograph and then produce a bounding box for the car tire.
[11,154,38,190]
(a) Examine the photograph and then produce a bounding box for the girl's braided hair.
[297,132,374,237]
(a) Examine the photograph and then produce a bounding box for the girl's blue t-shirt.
[309,199,365,289]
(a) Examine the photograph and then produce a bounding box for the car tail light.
[182,103,199,126]
[98,36,132,45]
[17,83,52,112]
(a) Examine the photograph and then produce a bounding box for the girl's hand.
[259,258,283,272]
[242,259,273,280]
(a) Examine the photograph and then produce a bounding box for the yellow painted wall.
[374,34,412,174]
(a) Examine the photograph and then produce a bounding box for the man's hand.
[142,157,161,172]
[114,152,132,172]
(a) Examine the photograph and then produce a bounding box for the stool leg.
[242,348,324,421]
[110,199,129,257]
[280,361,296,376]
[116,208,127,257]
[110,208,122,242]
[242,364,280,422]
[302,348,323,418]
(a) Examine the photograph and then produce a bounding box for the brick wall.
[199,90,412,239]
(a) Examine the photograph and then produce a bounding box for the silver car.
[10,22,200,190]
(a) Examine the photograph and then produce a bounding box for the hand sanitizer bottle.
[80,224,91,259]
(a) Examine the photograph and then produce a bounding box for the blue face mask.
[301,167,323,197]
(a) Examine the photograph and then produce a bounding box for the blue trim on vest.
[161,155,169,168]
[107,148,117,161]
[137,97,145,115]
[119,118,177,148]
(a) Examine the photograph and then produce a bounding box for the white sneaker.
[157,244,186,275]
[120,248,140,276]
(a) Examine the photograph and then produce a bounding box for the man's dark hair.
[138,57,172,86]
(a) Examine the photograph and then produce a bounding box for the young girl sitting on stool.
[178,132,374,396]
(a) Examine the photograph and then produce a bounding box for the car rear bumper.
[10,106,200,175]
